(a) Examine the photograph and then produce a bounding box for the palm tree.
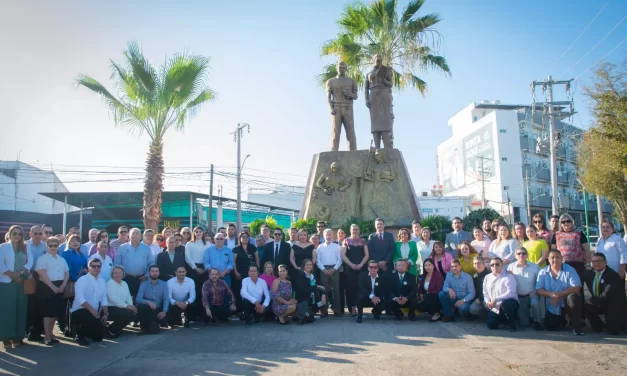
[76,41,216,231]
[318,0,450,94]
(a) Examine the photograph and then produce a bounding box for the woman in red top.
[417,258,443,322]
[531,213,553,245]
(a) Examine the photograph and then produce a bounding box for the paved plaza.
[1,314,626,376]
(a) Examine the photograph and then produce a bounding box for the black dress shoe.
[76,336,89,346]
[394,316,402,321]
[356,316,363,323]
[183,322,190,328]
[27,334,43,342]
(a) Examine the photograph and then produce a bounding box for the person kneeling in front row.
[583,253,626,335]
[106,266,137,338]
[387,259,417,321]
[70,258,108,346]
[438,259,475,322]
[202,268,237,324]
[136,265,169,334]
[241,265,270,326]
[356,260,387,323]
[483,257,519,332]
[167,266,196,327]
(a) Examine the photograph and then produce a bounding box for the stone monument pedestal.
[300,148,421,227]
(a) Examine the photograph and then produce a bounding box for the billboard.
[439,123,494,193]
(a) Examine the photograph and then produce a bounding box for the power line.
[561,13,627,76]
[550,0,611,69]
[575,35,627,80]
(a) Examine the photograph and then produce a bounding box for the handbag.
[24,278,37,295]
[297,301,313,322]
[64,268,85,298]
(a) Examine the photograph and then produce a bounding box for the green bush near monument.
[462,208,504,232]
[249,216,284,235]
[291,218,319,235]
[420,215,452,243]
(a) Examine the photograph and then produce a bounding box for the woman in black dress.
[340,224,370,317]
[290,230,316,285]
[232,232,259,314]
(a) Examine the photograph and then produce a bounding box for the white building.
[416,193,472,220]
[436,101,613,226]
[0,161,71,214]
[247,184,304,212]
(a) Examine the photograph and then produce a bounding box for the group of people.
[1,213,625,349]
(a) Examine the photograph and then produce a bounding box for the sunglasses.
[32,232,43,236]
[44,231,53,235]
[90,264,102,268]
[516,252,528,255]
[241,236,249,239]
[490,263,501,267]
[11,232,23,237]
[119,230,128,234]
[533,220,543,223]
[48,244,59,248]
[591,260,605,263]
[274,233,282,236]
[561,220,572,224]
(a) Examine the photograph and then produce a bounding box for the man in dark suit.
[445,217,472,257]
[387,259,418,321]
[583,253,626,335]
[157,237,187,281]
[261,228,290,276]
[367,218,395,275]
[356,260,387,323]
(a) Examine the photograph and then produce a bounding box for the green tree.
[318,0,450,94]
[292,218,319,235]
[75,41,216,231]
[339,217,376,239]
[578,60,627,228]
[419,215,451,243]
[462,208,503,232]
[249,216,284,236]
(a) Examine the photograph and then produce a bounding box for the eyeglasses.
[516,252,528,256]
[47,244,59,248]
[241,236,249,240]
[274,233,282,236]
[591,260,605,264]
[119,230,128,234]
[44,231,53,235]
[90,265,102,269]
[490,263,501,267]
[32,232,43,236]
[561,220,572,224]
[533,220,543,223]
[11,232,23,237]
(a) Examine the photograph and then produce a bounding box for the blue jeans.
[517,295,540,327]
[487,298,519,329]
[221,273,231,287]
[438,291,472,317]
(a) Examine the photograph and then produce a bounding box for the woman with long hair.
[160,227,173,248]
[341,224,369,317]
[596,220,627,279]
[232,232,259,315]
[271,264,297,324]
[394,228,419,276]
[429,241,453,279]
[294,259,327,323]
[259,261,277,289]
[490,219,504,241]
[290,230,316,285]
[185,226,210,324]
[531,213,552,245]
[512,222,528,243]
[88,230,111,257]
[417,258,444,322]
[61,234,88,336]
[522,226,549,267]
[0,225,32,348]
[457,242,478,275]
[488,225,518,265]
[179,227,192,246]
[416,227,435,274]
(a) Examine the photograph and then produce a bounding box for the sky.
[1,0,626,202]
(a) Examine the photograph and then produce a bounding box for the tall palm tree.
[76,41,216,231]
[318,0,450,94]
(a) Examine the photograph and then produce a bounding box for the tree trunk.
[143,138,164,231]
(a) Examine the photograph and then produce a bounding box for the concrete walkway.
[1,316,626,376]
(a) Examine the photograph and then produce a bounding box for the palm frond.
[75,74,128,122]
[338,2,369,36]
[164,53,210,107]
[421,54,451,76]
[400,0,425,24]
[124,40,158,100]
[403,73,427,95]
[185,89,216,118]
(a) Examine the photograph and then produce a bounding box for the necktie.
[593,271,600,296]
[275,243,279,263]
[399,274,404,284]
[379,233,383,246]
[456,232,460,244]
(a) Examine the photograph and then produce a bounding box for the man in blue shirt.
[445,217,472,257]
[136,265,169,333]
[536,249,583,335]
[203,233,234,286]
[438,259,476,321]
[114,228,154,302]
[26,225,47,341]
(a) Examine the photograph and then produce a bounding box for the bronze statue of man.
[365,54,393,149]
[326,61,358,151]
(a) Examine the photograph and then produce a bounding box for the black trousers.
[565,261,586,316]
[357,296,385,317]
[26,293,43,336]
[583,302,625,335]
[243,299,268,322]
[544,293,582,330]
[387,297,417,318]
[339,270,346,312]
[192,265,209,322]
[167,303,193,324]
[124,275,143,302]
[108,306,137,335]
[71,309,105,341]
[137,303,167,330]
[417,293,441,315]
[487,298,519,329]
[209,304,233,321]
[59,297,72,332]
[231,274,244,313]
[343,268,361,309]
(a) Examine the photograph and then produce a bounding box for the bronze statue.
[326,61,358,151]
[365,55,393,149]
[316,162,353,195]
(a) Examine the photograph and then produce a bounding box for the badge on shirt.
[403,281,407,285]
[375,282,379,286]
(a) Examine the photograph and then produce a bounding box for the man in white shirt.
[89,240,114,282]
[143,229,163,259]
[84,228,99,250]
[288,227,298,246]
[166,266,196,327]
[506,247,541,330]
[484,257,519,332]
[240,265,270,326]
[70,258,108,346]
[410,220,422,243]
[316,228,343,316]
[225,223,238,249]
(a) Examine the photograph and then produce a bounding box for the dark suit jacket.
[357,272,387,301]
[584,267,626,307]
[294,272,322,303]
[156,250,187,281]
[388,271,417,299]
[261,241,291,275]
[418,271,444,295]
[445,230,473,256]
[367,232,395,267]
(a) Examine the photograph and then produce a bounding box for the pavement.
[1,314,626,376]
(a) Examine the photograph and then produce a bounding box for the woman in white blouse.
[471,226,491,260]
[416,227,435,273]
[35,237,69,346]
[106,266,137,337]
[185,226,211,322]
[488,225,519,265]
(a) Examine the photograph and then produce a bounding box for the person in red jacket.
[417,258,444,322]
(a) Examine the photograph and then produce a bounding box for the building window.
[501,157,508,161]
[473,116,478,122]
[499,129,507,133]
[435,209,439,213]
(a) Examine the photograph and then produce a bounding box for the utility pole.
[231,123,250,232]
[525,170,531,221]
[208,164,214,233]
[479,156,486,209]
[582,187,590,240]
[506,191,512,226]
[531,75,575,216]
[596,194,604,228]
